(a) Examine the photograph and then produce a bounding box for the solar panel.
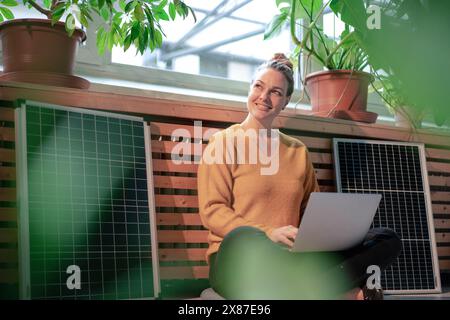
[16,101,159,299]
[333,139,441,294]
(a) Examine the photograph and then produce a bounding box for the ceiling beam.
[161,27,265,62]
[173,0,253,50]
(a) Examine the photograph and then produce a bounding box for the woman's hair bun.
[271,53,293,70]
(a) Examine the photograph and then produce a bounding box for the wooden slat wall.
[0,106,18,295]
[150,121,450,281]
[2,97,450,293]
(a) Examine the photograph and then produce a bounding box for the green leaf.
[134,4,145,21]
[0,14,4,23]
[290,0,322,20]
[188,6,196,22]
[80,6,93,21]
[65,14,75,37]
[130,21,140,41]
[154,28,163,48]
[124,0,137,13]
[112,12,122,24]
[43,0,51,9]
[156,0,168,11]
[119,0,126,11]
[0,6,14,19]
[123,34,132,52]
[96,27,107,55]
[98,0,105,10]
[330,0,367,30]
[112,22,123,43]
[79,12,89,28]
[144,6,155,30]
[1,0,18,7]
[51,6,66,24]
[168,2,176,20]
[138,28,146,54]
[142,27,149,50]
[107,29,115,51]
[100,5,110,21]
[156,8,169,21]
[316,35,337,64]
[264,11,288,40]
[148,35,155,52]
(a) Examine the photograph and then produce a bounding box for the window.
[112,0,292,83]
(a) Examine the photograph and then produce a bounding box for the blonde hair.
[253,53,294,96]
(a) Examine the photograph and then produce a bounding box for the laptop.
[291,192,382,252]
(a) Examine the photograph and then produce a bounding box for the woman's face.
[247,68,291,126]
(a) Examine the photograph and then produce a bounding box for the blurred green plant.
[370,73,424,129]
[0,0,196,55]
[330,0,450,126]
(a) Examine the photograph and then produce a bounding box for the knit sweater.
[197,124,320,262]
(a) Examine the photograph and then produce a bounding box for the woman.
[197,53,401,300]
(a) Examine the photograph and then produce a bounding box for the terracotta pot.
[305,69,377,123]
[0,18,90,89]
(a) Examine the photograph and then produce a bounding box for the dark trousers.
[209,226,401,299]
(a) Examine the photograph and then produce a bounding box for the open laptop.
[291,192,382,252]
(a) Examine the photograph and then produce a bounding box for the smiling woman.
[196,53,402,300]
[243,53,294,129]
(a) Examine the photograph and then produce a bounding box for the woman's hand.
[268,225,298,248]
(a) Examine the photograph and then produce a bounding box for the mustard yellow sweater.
[197,124,320,262]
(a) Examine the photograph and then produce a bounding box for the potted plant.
[329,0,449,127]
[265,0,377,123]
[0,0,196,89]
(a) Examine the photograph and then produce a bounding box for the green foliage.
[332,0,450,126]
[264,0,369,71]
[0,0,196,55]
[0,0,17,22]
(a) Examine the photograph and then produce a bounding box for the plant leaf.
[156,8,170,21]
[156,0,168,11]
[65,14,75,37]
[100,5,110,21]
[123,34,132,52]
[130,21,140,41]
[168,2,176,20]
[119,0,126,11]
[96,27,107,55]
[124,0,137,13]
[0,6,14,19]
[107,28,115,51]
[134,4,145,21]
[51,5,66,24]
[1,0,18,7]
[43,0,51,9]
[264,11,288,40]
[154,28,163,48]
[291,0,322,20]
[330,0,367,30]
[188,6,196,22]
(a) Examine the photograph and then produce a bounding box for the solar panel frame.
[16,100,160,299]
[333,138,441,295]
